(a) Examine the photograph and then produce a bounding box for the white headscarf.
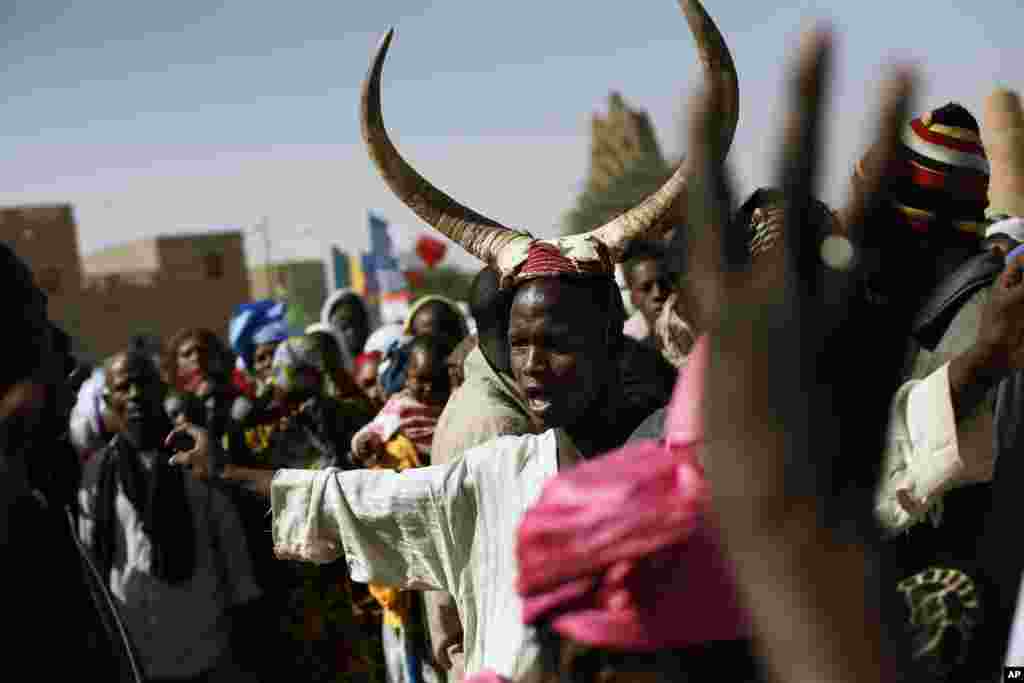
[69,366,110,459]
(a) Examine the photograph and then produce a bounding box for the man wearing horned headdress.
[165,1,739,678]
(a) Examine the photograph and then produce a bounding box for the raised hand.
[681,27,915,683]
[166,423,219,479]
[687,29,912,532]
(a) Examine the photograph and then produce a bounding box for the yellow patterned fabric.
[897,566,981,680]
[368,434,425,628]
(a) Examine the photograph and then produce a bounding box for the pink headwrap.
[516,336,748,651]
[462,672,509,683]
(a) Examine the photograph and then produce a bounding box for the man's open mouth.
[524,388,553,414]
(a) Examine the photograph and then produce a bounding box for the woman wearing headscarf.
[161,327,251,446]
[229,300,294,396]
[322,289,374,361]
[404,295,469,347]
[374,296,470,402]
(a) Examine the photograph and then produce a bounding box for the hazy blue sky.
[1,0,1020,270]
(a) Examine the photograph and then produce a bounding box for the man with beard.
[79,351,261,682]
[167,3,739,678]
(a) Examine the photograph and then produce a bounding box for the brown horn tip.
[586,0,740,263]
[360,28,526,268]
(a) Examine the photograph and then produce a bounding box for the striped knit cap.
[857,103,989,240]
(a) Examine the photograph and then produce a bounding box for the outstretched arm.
[167,422,470,592]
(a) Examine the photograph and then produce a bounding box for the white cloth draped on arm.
[876,288,998,533]
[269,429,575,679]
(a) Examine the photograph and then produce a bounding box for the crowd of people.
[5,1,1024,682]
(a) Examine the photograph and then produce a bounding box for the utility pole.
[253,216,273,297]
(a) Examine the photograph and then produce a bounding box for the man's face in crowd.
[106,352,166,447]
[330,301,370,355]
[252,341,280,382]
[355,357,383,409]
[628,259,673,329]
[411,302,462,344]
[508,279,610,432]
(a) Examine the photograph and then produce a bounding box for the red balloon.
[416,235,447,268]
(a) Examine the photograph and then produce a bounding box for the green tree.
[562,92,677,236]
[410,266,475,302]
[564,156,674,235]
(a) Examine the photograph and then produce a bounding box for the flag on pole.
[366,211,411,324]
[328,246,351,292]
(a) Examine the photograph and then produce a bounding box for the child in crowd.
[351,334,456,683]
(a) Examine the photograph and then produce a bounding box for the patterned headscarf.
[268,336,332,399]
[229,300,293,371]
[403,295,470,340]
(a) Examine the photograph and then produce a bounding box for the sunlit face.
[106,353,166,446]
[404,348,450,407]
[252,342,280,382]
[628,259,673,330]
[329,300,370,355]
[508,279,610,432]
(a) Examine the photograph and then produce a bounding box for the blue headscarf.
[378,335,414,398]
[229,300,293,371]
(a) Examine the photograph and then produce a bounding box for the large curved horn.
[586,0,740,262]
[361,29,527,266]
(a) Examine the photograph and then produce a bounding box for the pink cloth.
[664,333,708,447]
[516,335,748,651]
[461,672,509,683]
[351,391,443,456]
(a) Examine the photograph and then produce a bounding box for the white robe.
[271,428,580,679]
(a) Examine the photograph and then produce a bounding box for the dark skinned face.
[355,357,383,408]
[106,353,167,448]
[329,301,370,355]
[411,302,464,343]
[252,341,280,382]
[628,259,673,330]
[508,279,610,432]
[177,335,221,379]
[404,348,450,407]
